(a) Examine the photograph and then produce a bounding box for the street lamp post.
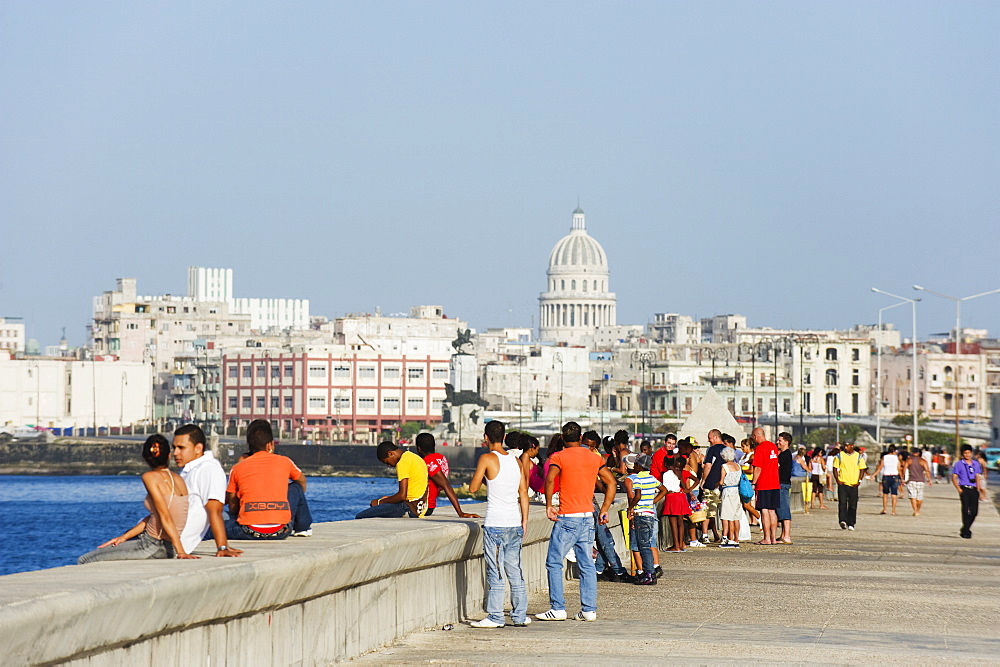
[601,362,613,436]
[631,351,655,438]
[913,285,1000,454]
[120,371,128,434]
[872,288,920,448]
[792,334,820,443]
[737,340,772,429]
[553,352,564,426]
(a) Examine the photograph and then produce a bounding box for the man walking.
[537,422,618,622]
[172,424,242,556]
[467,420,531,628]
[904,449,932,516]
[833,441,867,530]
[751,427,780,545]
[952,445,985,539]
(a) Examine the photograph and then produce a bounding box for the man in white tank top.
[873,445,901,515]
[468,420,530,628]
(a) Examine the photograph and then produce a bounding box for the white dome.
[547,209,609,275]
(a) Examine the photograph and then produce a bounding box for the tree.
[399,421,426,441]
[804,425,862,447]
[891,413,930,426]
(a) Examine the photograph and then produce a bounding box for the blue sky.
[2,3,999,346]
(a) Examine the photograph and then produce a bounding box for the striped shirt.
[627,471,660,516]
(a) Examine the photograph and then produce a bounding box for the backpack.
[738,473,754,504]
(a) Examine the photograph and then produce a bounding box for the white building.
[539,208,617,346]
[881,344,989,422]
[479,342,591,418]
[0,354,152,430]
[648,314,700,345]
[0,318,25,354]
[187,266,310,331]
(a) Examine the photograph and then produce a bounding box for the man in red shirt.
[415,433,479,518]
[226,419,312,540]
[751,427,780,545]
[649,433,677,482]
[536,422,618,623]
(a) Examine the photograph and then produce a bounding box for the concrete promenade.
[361,475,1000,665]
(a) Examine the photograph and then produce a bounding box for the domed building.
[539,207,617,345]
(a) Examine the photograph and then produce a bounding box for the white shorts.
[906,481,924,500]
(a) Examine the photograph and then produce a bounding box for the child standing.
[624,454,667,584]
[662,456,691,552]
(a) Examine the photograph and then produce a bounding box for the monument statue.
[451,328,474,355]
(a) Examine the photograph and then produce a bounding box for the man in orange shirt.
[536,421,618,622]
[226,419,312,540]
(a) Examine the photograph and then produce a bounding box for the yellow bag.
[801,480,813,505]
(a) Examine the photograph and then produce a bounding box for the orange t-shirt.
[548,446,604,515]
[227,451,302,526]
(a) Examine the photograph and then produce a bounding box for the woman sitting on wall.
[78,434,197,563]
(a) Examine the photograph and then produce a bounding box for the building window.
[308,365,327,378]
[358,397,375,409]
[852,348,860,361]
[852,369,860,386]
[284,396,293,409]
[431,399,443,412]
[271,397,280,409]
[583,280,588,292]
[308,396,327,409]
[383,366,400,380]
[242,397,251,409]
[229,365,238,378]
[358,366,376,379]
[229,397,237,409]
[284,365,294,378]
[407,367,425,381]
[407,397,425,411]
[256,396,265,409]
[333,365,351,379]
[826,369,838,386]
[271,366,280,379]
[383,397,400,410]
[852,393,860,412]
[826,348,838,361]
[257,365,265,377]
[242,366,251,379]
[334,397,351,409]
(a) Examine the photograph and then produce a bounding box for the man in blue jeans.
[467,420,531,628]
[537,422,618,622]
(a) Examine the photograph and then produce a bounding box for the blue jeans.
[629,514,656,573]
[594,514,625,575]
[545,516,597,613]
[482,526,527,625]
[355,501,417,519]
[777,483,792,522]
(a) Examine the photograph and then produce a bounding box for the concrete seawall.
[0,501,628,665]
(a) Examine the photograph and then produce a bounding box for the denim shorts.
[881,475,900,495]
[776,484,791,521]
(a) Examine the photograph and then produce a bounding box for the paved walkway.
[359,474,1000,664]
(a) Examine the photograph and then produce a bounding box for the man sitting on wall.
[226,419,313,540]
[356,442,429,519]
[415,433,479,518]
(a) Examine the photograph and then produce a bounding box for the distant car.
[983,447,1000,472]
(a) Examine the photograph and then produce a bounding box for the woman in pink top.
[78,435,197,563]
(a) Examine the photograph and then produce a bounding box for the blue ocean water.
[0,475,403,576]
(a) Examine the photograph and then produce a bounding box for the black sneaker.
[839,521,847,530]
[634,572,657,586]
[599,570,619,583]
[653,566,663,579]
[617,573,638,584]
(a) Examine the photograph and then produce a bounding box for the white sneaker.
[688,540,706,548]
[535,609,567,621]
[847,525,855,531]
[470,618,504,628]
[574,611,597,622]
[512,617,532,627]
[720,537,730,546]
[292,529,312,537]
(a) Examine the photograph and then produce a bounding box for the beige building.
[0,318,25,354]
[881,345,990,421]
[0,354,152,430]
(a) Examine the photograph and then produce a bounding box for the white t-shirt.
[882,453,900,476]
[179,451,228,553]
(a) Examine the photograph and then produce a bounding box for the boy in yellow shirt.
[356,442,429,518]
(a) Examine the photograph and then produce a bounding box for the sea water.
[0,475,403,576]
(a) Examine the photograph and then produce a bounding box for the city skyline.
[3,4,1000,347]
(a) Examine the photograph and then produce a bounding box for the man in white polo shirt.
[172,424,242,557]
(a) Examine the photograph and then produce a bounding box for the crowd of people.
[77,416,991,626]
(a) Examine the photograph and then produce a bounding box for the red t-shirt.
[227,451,302,526]
[423,452,449,509]
[754,441,780,491]
[548,446,604,515]
[650,448,669,482]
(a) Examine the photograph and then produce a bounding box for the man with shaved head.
[752,427,780,545]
